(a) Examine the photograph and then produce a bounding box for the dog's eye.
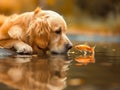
[55,28,61,34]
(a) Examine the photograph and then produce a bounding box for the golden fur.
[0,7,72,54]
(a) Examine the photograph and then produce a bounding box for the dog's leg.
[0,39,33,54]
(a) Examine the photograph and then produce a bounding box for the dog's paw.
[16,45,33,54]
[15,43,33,54]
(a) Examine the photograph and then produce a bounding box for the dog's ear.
[34,7,41,15]
[36,18,51,49]
[28,18,51,49]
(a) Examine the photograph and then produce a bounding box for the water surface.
[0,35,120,90]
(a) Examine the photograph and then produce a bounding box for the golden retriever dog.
[0,7,72,54]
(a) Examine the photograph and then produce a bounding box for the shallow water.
[0,35,120,90]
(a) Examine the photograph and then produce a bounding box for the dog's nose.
[66,43,73,50]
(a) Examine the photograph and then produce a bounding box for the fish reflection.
[0,54,71,90]
[75,55,95,66]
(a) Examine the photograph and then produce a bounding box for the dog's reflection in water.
[0,54,71,90]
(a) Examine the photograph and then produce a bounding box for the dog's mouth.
[50,43,72,54]
[51,51,61,54]
[51,51,66,54]
[51,49,68,54]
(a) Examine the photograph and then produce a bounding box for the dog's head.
[28,8,72,54]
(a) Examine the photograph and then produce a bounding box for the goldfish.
[75,44,95,55]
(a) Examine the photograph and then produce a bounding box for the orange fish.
[75,44,95,55]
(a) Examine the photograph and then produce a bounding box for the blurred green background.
[0,0,120,36]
